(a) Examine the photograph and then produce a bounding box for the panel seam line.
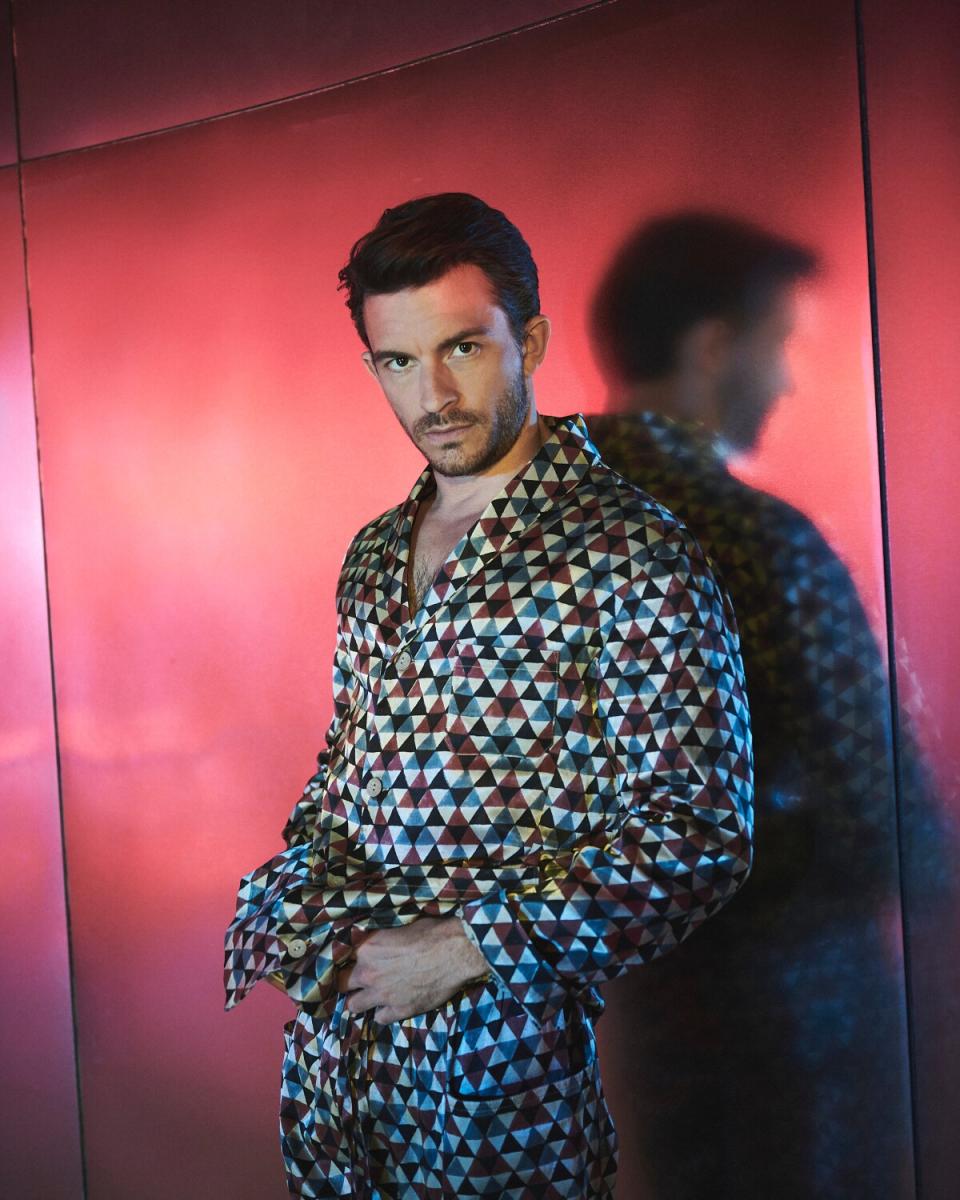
[855,3,922,1196]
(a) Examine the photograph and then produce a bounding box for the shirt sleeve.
[459,520,754,1022]
[224,548,357,1010]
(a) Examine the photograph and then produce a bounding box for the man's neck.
[430,415,547,520]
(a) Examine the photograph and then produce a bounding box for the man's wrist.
[451,912,490,983]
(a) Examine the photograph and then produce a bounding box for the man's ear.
[521,315,551,377]
[361,350,378,380]
[682,317,735,379]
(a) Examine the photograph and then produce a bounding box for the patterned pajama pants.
[279,981,617,1198]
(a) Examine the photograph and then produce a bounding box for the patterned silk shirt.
[223,414,753,1197]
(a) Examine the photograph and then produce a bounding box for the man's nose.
[419,361,459,411]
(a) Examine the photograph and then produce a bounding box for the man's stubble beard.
[415,367,531,478]
[716,362,777,456]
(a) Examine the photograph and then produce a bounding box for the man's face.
[716,287,798,453]
[361,264,537,477]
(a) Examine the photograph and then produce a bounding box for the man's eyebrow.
[436,326,491,353]
[370,347,409,365]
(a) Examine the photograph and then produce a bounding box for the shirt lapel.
[375,467,435,635]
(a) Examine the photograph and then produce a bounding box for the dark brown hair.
[338,193,540,348]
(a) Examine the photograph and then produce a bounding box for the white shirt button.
[286,938,307,959]
[395,650,413,672]
[366,776,384,798]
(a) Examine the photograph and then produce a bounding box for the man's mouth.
[421,423,474,439]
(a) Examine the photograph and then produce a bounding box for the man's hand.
[337,916,489,1024]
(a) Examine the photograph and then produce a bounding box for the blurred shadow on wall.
[588,212,948,1199]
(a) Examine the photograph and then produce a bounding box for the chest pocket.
[442,641,559,765]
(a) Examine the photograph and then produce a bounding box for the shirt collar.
[387,414,601,631]
[394,412,601,539]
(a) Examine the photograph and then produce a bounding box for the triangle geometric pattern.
[589,409,899,900]
[280,985,618,1198]
[225,414,753,1196]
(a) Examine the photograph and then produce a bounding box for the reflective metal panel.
[23,0,911,1194]
[13,0,590,157]
[865,1,960,1195]
[0,166,82,1197]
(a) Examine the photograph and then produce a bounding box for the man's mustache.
[414,413,481,437]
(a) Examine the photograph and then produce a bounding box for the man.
[588,212,915,1198]
[224,193,753,1199]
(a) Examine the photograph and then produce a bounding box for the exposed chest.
[409,505,482,614]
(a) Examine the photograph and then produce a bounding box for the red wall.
[3,1,955,1196]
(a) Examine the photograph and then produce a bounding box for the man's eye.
[451,342,478,358]
[386,355,411,371]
